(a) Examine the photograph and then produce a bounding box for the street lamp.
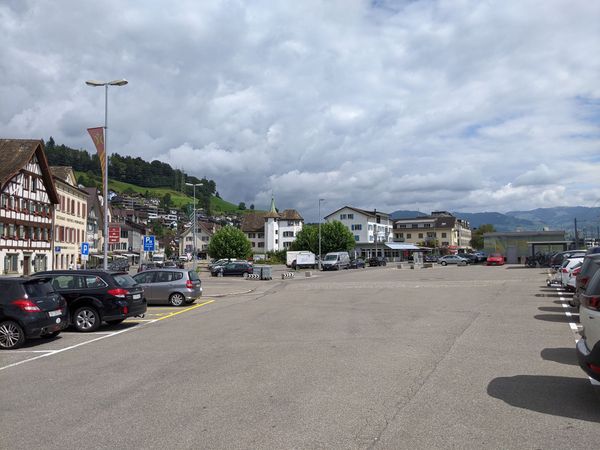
[85,79,128,270]
[318,198,325,270]
[185,182,203,268]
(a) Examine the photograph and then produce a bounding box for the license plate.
[48,309,62,317]
[133,294,141,300]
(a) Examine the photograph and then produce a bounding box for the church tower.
[264,196,280,252]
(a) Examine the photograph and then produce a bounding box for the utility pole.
[574,218,579,249]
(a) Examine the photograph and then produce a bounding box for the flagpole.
[103,84,109,270]
[86,79,128,271]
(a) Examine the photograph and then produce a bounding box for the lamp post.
[185,182,203,268]
[85,79,128,270]
[318,198,324,270]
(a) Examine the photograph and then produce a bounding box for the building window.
[369,235,374,242]
[258,242,264,248]
[283,241,291,248]
[398,224,406,228]
[4,254,19,273]
[340,214,347,220]
[348,214,354,219]
[407,233,412,239]
[442,241,449,246]
[418,233,423,239]
[427,232,435,238]
[283,231,294,237]
[442,233,447,238]
[398,232,404,238]
[351,224,362,231]
[354,235,359,241]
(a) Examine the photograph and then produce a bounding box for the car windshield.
[324,255,338,261]
[113,274,138,287]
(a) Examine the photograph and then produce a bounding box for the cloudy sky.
[1,0,599,221]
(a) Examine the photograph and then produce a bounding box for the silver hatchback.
[133,269,202,306]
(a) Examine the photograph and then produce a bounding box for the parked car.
[486,254,505,266]
[137,263,157,273]
[459,253,478,264]
[211,261,254,277]
[566,264,581,292]
[570,253,600,307]
[368,256,387,267]
[438,255,469,266]
[133,269,202,306]
[0,277,69,349]
[558,257,584,288]
[321,252,351,271]
[163,261,177,268]
[576,269,600,382]
[550,250,586,270]
[208,258,240,270]
[349,258,366,269]
[424,254,438,263]
[473,252,487,263]
[32,270,146,332]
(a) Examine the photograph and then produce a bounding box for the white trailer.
[286,251,316,269]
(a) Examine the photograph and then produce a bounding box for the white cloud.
[1,0,599,221]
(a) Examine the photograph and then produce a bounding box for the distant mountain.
[390,207,600,236]
[453,212,537,232]
[389,210,428,219]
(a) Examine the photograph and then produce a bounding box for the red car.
[486,254,505,266]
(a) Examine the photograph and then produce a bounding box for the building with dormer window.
[0,139,59,275]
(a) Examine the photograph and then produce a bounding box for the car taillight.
[561,268,568,273]
[186,280,193,289]
[582,295,600,311]
[107,288,128,298]
[12,299,42,312]
[581,276,590,286]
[572,268,581,276]
[588,363,600,374]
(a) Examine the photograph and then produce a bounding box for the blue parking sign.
[81,242,89,256]
[143,235,155,252]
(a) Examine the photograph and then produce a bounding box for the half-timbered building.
[0,139,59,275]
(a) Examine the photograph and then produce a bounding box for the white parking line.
[0,323,149,372]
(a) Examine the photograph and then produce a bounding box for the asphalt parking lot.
[1,264,599,449]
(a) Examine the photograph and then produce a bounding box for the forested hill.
[44,137,216,196]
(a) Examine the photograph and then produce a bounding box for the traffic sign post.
[143,236,155,252]
[81,242,90,269]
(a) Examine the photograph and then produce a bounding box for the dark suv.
[368,256,387,267]
[0,277,68,349]
[33,270,146,332]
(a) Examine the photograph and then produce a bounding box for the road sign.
[143,235,155,252]
[81,242,90,256]
[108,226,120,244]
[54,246,61,253]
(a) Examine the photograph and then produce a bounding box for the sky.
[1,0,599,221]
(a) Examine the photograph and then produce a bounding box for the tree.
[160,193,172,209]
[250,204,255,210]
[290,224,319,254]
[207,225,252,259]
[320,220,356,254]
[292,221,355,255]
[470,224,496,249]
[238,202,246,210]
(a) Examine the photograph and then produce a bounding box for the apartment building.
[50,166,88,269]
[0,139,59,275]
[324,206,394,258]
[393,211,472,252]
[180,221,221,258]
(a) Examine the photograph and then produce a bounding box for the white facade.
[242,202,304,254]
[51,168,88,269]
[325,206,393,246]
[0,151,56,275]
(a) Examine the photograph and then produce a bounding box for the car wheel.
[73,306,101,332]
[106,319,125,325]
[0,320,25,350]
[441,261,447,266]
[243,272,249,278]
[169,293,186,307]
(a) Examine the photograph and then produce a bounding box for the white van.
[321,252,350,271]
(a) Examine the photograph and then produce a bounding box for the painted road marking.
[0,299,215,372]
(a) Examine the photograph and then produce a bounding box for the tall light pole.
[318,198,324,270]
[86,79,128,270]
[185,182,203,268]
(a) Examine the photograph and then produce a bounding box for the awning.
[384,243,424,251]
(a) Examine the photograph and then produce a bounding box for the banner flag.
[87,127,106,185]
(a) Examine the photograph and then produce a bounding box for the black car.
[211,261,254,277]
[424,254,438,263]
[459,253,478,264]
[349,258,366,269]
[368,256,387,267]
[33,270,146,332]
[0,277,68,349]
